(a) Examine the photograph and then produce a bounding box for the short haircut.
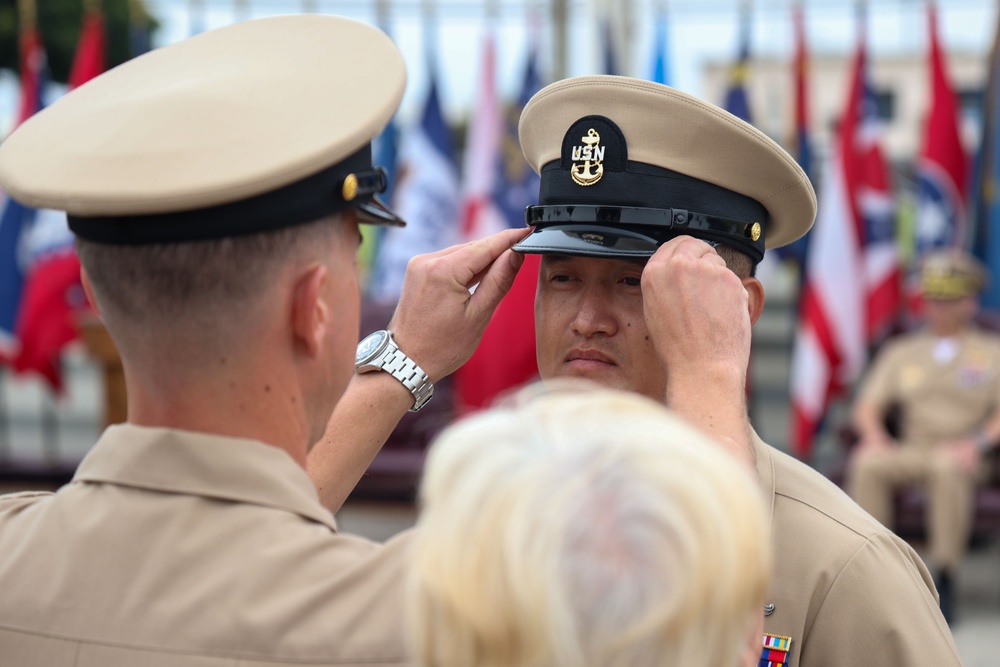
[716,244,757,279]
[409,381,771,667]
[77,215,343,333]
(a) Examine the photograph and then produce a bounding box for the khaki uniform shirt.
[858,328,1000,448]
[0,425,412,666]
[755,434,961,666]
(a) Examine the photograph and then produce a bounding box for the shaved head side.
[77,215,344,343]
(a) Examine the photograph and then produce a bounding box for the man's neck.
[121,361,311,468]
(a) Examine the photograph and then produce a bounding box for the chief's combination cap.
[0,15,406,244]
[514,76,817,263]
[921,249,989,299]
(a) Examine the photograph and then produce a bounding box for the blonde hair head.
[408,380,771,667]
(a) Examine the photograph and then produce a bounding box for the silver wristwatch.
[355,330,434,412]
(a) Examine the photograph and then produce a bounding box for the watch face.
[356,330,389,365]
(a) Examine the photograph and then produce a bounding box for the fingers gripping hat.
[0,15,406,244]
[514,76,817,263]
[920,250,989,300]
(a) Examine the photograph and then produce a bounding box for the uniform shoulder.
[874,331,929,359]
[0,491,53,515]
[764,444,888,541]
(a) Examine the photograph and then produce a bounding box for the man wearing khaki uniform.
[0,16,528,666]
[313,76,963,667]
[850,249,1000,623]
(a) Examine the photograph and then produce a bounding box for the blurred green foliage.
[0,0,158,83]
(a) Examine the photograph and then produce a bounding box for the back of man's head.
[409,381,770,667]
[76,218,340,353]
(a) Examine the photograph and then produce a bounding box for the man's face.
[534,254,667,403]
[923,295,976,336]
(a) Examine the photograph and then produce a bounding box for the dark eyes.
[622,276,641,287]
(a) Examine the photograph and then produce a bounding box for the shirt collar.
[751,428,776,529]
[72,424,337,531]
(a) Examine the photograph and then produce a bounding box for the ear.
[742,276,765,325]
[291,264,329,359]
[80,267,101,317]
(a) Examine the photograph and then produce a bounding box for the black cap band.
[523,204,765,262]
[68,144,403,245]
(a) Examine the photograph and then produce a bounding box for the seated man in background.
[849,249,1000,622]
[408,382,770,667]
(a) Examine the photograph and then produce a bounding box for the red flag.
[915,2,969,255]
[12,10,106,390]
[838,31,898,342]
[454,43,543,413]
[68,10,107,90]
[13,247,87,389]
[454,255,540,413]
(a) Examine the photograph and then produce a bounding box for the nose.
[571,284,618,338]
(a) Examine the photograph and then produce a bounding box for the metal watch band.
[381,347,434,412]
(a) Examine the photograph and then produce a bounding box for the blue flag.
[493,48,542,228]
[971,10,1000,310]
[369,64,460,302]
[650,12,671,85]
[722,10,753,123]
[601,16,618,76]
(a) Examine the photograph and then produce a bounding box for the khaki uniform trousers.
[849,445,977,569]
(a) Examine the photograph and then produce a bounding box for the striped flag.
[790,14,889,459]
[459,32,504,241]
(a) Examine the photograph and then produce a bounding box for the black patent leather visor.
[515,204,762,261]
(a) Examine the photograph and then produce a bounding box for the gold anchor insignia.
[571,128,605,186]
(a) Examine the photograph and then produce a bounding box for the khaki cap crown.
[515,75,816,259]
[0,14,406,241]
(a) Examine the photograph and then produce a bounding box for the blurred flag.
[971,2,1000,311]
[11,8,108,390]
[790,16,888,460]
[841,17,898,342]
[600,13,619,75]
[454,45,544,413]
[0,27,47,364]
[358,118,399,293]
[68,8,106,88]
[915,2,969,255]
[459,32,504,241]
[358,14,400,293]
[128,0,153,57]
[369,64,460,303]
[722,6,753,123]
[650,10,671,85]
[777,2,812,269]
